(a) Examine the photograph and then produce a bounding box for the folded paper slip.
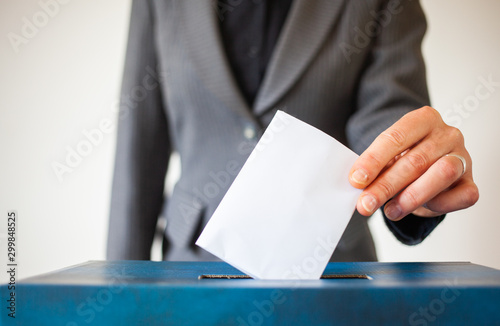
[196,111,362,280]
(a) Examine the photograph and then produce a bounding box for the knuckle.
[420,106,441,121]
[447,126,465,145]
[463,184,480,207]
[438,158,462,180]
[375,180,396,200]
[404,152,429,173]
[409,106,436,123]
[416,106,446,129]
[401,188,421,208]
[380,128,406,149]
[364,152,384,171]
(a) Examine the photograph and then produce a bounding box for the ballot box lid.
[6,261,500,325]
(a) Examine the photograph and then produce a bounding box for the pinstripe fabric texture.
[107,0,430,261]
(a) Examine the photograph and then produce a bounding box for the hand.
[349,106,479,221]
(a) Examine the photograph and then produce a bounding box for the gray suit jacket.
[107,0,431,261]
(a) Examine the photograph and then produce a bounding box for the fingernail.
[351,169,369,185]
[361,195,378,214]
[385,203,402,221]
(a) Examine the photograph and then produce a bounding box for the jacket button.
[243,126,256,140]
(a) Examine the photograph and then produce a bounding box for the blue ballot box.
[3,261,500,325]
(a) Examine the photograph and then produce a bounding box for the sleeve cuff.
[382,206,445,245]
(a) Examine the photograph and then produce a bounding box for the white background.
[1,0,499,282]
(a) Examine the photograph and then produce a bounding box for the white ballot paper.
[196,111,362,280]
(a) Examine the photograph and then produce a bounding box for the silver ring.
[445,154,466,176]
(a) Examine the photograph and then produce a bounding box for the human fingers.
[351,107,466,216]
[349,107,441,190]
[383,153,477,220]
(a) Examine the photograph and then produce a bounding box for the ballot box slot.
[198,274,370,280]
[199,274,252,279]
[321,274,370,280]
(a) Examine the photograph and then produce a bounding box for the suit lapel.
[253,0,347,115]
[180,0,254,120]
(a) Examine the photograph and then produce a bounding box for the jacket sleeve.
[107,0,171,260]
[346,0,444,244]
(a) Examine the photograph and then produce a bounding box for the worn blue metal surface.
[2,261,500,325]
